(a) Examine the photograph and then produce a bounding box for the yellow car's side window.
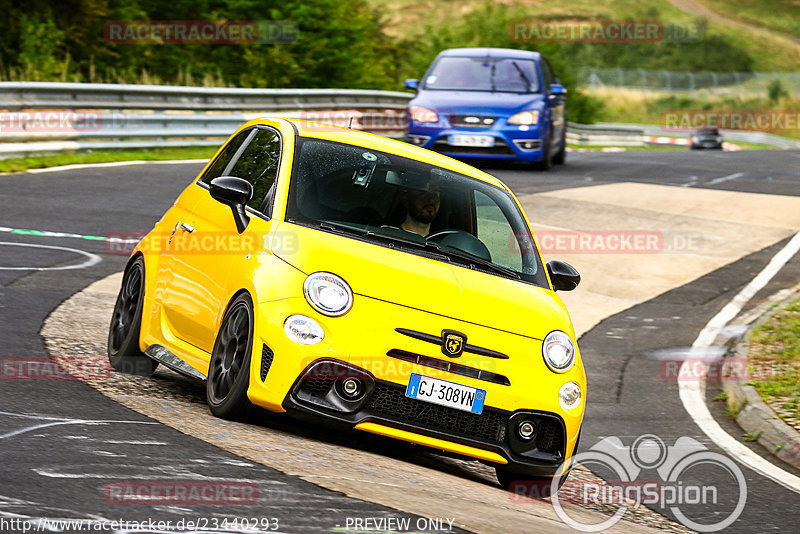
[200,128,254,183]
[200,127,282,216]
[475,190,523,272]
[227,128,281,214]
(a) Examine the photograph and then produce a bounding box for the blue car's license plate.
[448,134,494,147]
[405,373,486,414]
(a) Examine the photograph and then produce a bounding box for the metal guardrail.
[1,82,798,158]
[588,122,800,149]
[0,82,413,158]
[566,122,647,146]
[0,82,414,111]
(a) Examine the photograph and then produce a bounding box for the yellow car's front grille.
[365,381,509,443]
[386,349,510,386]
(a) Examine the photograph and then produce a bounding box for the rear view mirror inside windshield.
[385,169,430,191]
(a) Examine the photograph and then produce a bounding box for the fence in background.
[1,81,798,159]
[580,68,800,95]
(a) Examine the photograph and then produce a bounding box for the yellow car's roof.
[268,118,510,191]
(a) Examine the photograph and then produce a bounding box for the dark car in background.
[404,48,567,169]
[690,127,724,150]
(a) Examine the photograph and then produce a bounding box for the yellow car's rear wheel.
[207,293,255,419]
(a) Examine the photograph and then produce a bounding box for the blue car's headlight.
[508,110,540,125]
[410,106,439,123]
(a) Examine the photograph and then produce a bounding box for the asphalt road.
[1,149,799,532]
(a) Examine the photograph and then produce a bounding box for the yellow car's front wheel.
[207,293,256,419]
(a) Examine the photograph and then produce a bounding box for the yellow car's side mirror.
[547,260,580,291]
[209,176,253,233]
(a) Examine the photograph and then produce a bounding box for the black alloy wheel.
[107,256,158,376]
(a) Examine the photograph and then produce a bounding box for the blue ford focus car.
[404,48,567,169]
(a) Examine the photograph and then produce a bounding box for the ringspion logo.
[542,434,746,532]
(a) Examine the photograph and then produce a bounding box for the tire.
[533,127,554,171]
[207,293,256,419]
[496,467,570,497]
[108,256,158,376]
[552,131,566,165]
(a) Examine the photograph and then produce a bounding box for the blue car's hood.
[411,90,544,116]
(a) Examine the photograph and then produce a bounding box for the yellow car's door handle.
[179,222,195,233]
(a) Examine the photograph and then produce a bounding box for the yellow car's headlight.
[507,110,540,125]
[542,330,575,372]
[303,272,353,316]
[410,106,439,123]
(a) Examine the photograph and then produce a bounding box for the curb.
[723,297,800,470]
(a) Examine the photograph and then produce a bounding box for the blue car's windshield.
[423,57,540,93]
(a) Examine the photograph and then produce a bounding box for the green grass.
[699,0,800,38]
[568,143,686,151]
[0,146,217,173]
[569,141,778,150]
[743,431,763,442]
[367,0,800,72]
[747,297,800,422]
[587,86,800,141]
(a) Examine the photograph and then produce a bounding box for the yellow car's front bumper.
[245,294,585,477]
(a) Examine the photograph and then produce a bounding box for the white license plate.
[448,135,495,148]
[405,373,486,414]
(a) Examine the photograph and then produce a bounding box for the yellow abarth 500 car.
[107,118,585,489]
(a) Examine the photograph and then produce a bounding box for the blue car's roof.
[437,47,541,61]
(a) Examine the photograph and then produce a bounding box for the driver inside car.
[400,183,441,237]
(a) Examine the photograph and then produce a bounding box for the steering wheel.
[426,230,492,262]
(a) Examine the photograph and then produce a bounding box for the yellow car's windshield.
[286,138,547,287]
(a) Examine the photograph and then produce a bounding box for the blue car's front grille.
[449,115,496,128]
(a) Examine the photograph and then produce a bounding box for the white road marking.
[678,231,800,494]
[680,176,699,187]
[0,242,101,271]
[706,172,744,186]
[24,159,208,174]
[0,412,158,440]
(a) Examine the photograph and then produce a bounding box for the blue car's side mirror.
[404,79,419,90]
[550,83,566,96]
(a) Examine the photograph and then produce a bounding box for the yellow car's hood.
[272,223,573,340]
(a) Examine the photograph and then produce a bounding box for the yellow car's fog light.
[542,330,575,372]
[303,272,353,316]
[559,381,582,411]
[284,314,324,345]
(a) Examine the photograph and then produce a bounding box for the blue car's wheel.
[534,127,553,171]
[553,130,566,165]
